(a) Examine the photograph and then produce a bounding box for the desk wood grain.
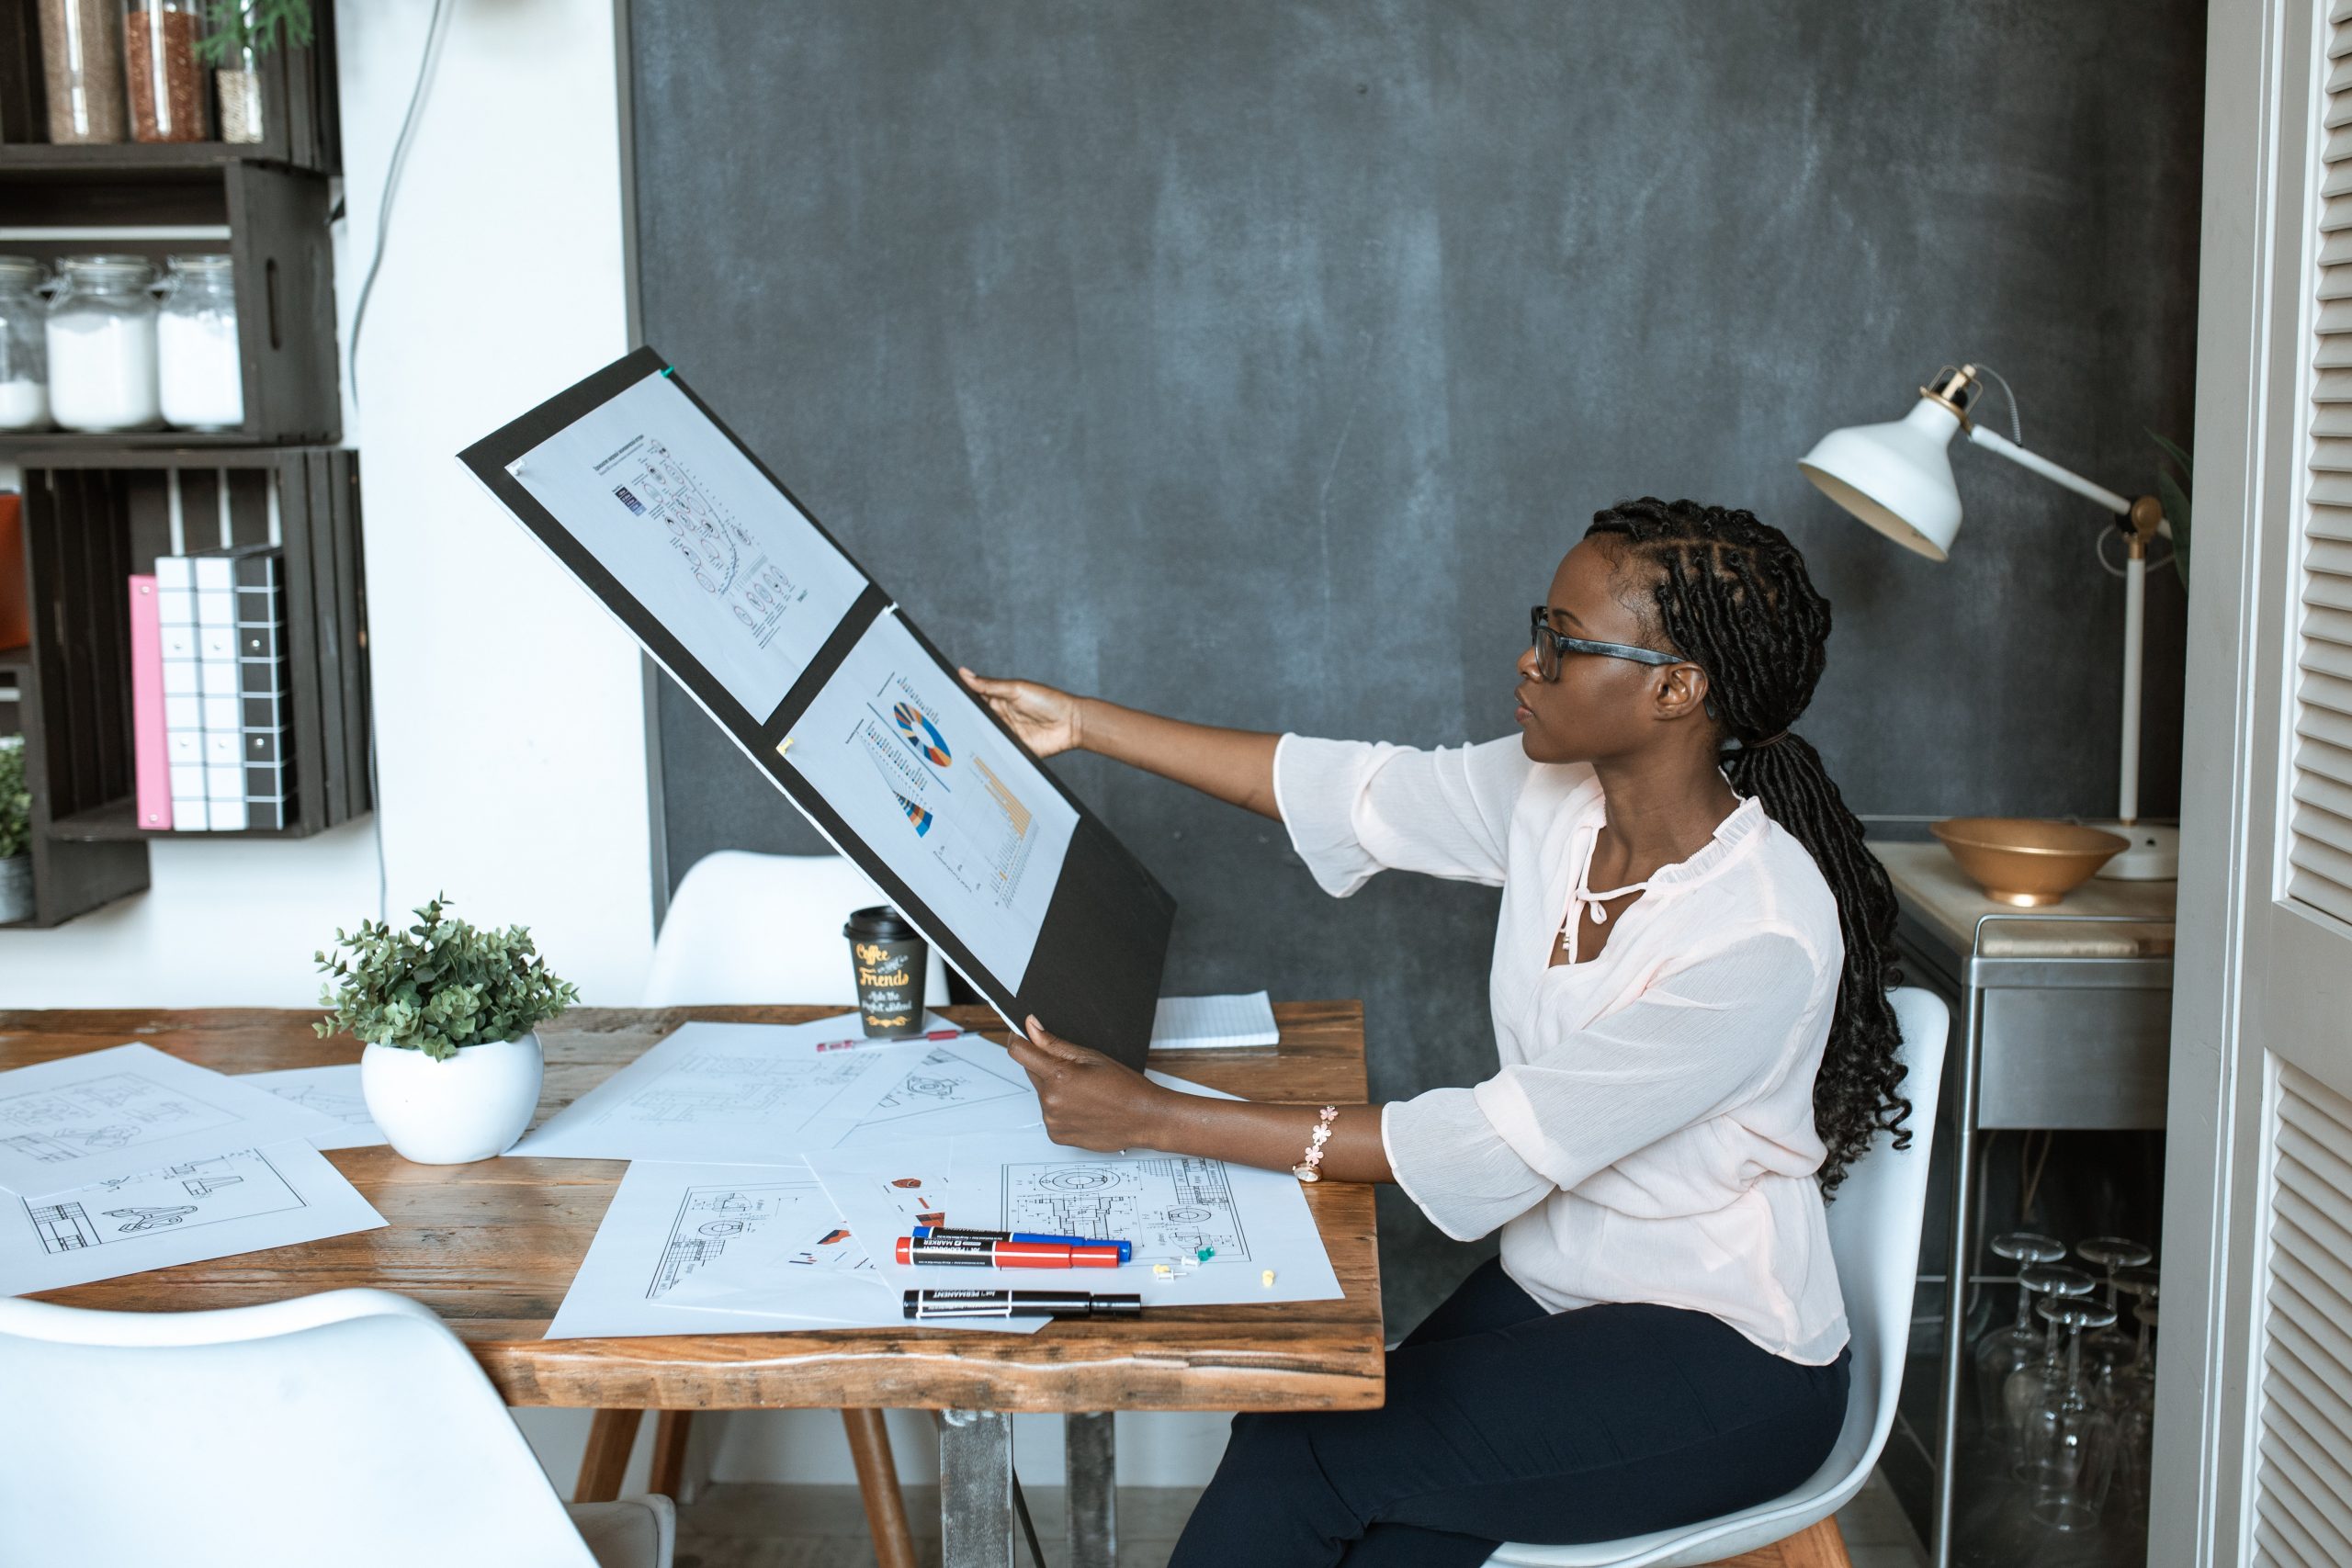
[0,1002,1384,1414]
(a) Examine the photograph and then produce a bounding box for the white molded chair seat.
[0,1287,674,1568]
[646,850,951,1009]
[1486,986,1951,1567]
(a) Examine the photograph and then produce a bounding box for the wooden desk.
[0,1001,1382,1568]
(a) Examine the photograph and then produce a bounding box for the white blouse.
[1272,732,1850,1364]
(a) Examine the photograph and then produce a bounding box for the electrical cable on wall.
[345,0,456,409]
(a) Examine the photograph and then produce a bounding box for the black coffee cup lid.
[843,905,918,942]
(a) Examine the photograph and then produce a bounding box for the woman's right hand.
[960,668,1086,757]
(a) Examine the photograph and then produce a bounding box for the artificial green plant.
[314,895,579,1061]
[2151,432,2193,592]
[197,0,315,66]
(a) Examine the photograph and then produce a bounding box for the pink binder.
[129,574,171,831]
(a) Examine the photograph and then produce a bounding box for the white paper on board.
[544,1158,1041,1338]
[509,372,870,719]
[0,1139,387,1296]
[506,1015,991,1164]
[0,1043,334,1193]
[236,1064,388,1151]
[780,612,1078,988]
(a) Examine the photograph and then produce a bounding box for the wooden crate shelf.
[6,447,368,926]
[0,0,339,175]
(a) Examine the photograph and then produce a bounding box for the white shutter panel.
[2256,1065,2352,1565]
[2294,1,2352,924]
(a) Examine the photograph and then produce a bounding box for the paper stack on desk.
[1150,991,1281,1049]
[0,1044,387,1295]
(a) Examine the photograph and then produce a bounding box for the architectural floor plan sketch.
[506,1017,951,1164]
[1001,1155,1249,1259]
[237,1065,388,1151]
[511,371,868,717]
[0,1043,321,1194]
[782,612,1078,987]
[0,1136,385,1296]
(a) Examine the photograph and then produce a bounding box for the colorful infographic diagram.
[782,613,1078,987]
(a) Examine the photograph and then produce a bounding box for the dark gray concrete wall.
[628,0,2204,1325]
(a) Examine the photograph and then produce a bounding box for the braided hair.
[1585,496,1908,1195]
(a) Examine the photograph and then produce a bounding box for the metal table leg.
[1067,1411,1117,1567]
[1931,983,1984,1568]
[941,1407,1014,1568]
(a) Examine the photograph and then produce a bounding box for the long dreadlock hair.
[1585,496,1908,1195]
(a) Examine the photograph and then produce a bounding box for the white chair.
[643,849,951,1010]
[0,1286,673,1568]
[624,850,939,1564]
[1487,985,1951,1568]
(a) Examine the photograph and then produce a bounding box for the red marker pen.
[815,1028,964,1053]
[896,1235,1124,1269]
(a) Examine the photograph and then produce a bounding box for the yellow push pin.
[1153,1263,1173,1277]
[1261,1269,1275,1288]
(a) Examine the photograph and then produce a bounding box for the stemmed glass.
[2021,1298,2120,1531]
[2077,1235,2154,1380]
[2003,1264,2096,1466]
[1973,1232,2067,1438]
[2109,1293,2162,1523]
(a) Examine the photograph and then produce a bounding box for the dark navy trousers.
[1169,1258,1850,1568]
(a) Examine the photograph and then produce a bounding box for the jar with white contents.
[45,254,162,433]
[0,258,50,432]
[156,254,243,432]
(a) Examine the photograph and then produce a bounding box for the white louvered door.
[2158,0,2352,1561]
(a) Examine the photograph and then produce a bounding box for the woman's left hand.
[1008,1015,1172,1153]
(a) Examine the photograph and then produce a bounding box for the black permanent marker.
[902,1289,1144,1319]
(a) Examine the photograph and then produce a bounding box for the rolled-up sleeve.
[1272,733,1534,897]
[1383,932,1824,1239]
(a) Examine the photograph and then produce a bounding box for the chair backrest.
[1815,985,1951,1484]
[644,850,952,1009]
[0,1288,597,1568]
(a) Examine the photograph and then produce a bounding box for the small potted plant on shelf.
[316,895,579,1164]
[0,736,30,924]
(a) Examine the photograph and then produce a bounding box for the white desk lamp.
[1798,364,2177,880]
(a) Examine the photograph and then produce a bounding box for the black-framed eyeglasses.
[1528,605,1690,682]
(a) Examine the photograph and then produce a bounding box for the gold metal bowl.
[1929,818,2132,908]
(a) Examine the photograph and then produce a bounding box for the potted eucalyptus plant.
[0,736,30,924]
[316,896,578,1164]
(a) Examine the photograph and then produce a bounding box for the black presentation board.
[458,346,1172,1068]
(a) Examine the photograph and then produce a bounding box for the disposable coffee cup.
[845,906,929,1036]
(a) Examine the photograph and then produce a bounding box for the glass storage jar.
[46,255,163,434]
[123,0,207,143]
[213,3,265,144]
[37,0,129,143]
[0,259,51,433]
[157,254,242,431]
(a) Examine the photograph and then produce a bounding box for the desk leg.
[941,1407,1014,1568]
[1931,985,1984,1568]
[1067,1411,1116,1567]
[576,1409,644,1503]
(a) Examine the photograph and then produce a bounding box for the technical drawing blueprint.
[507,1018,954,1164]
[1,1138,385,1295]
[1002,1156,1248,1260]
[839,1038,1042,1143]
[0,1043,322,1193]
[237,1065,388,1151]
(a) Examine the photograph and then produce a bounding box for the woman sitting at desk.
[962,496,1911,1568]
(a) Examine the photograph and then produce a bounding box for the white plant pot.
[360,1032,544,1165]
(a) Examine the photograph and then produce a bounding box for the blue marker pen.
[911,1224,1134,1264]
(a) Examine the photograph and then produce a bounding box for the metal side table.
[1869,842,2174,1568]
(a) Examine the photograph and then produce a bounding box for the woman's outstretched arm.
[1009,1017,1395,1183]
[960,669,1283,820]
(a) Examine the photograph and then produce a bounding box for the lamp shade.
[1797,396,1966,559]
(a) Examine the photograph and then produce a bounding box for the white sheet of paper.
[0,1139,387,1295]
[545,1158,1040,1338]
[779,612,1078,989]
[0,1043,334,1193]
[1150,992,1281,1049]
[836,1034,1043,1145]
[510,372,870,718]
[236,1064,388,1151]
[506,1016,954,1164]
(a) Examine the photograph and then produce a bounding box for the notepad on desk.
[1149,991,1281,1050]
